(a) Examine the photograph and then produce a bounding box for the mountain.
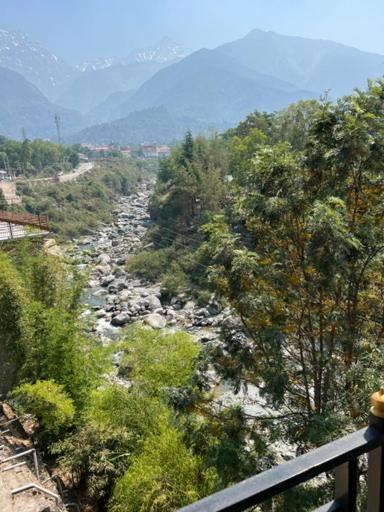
[68,107,210,145]
[217,29,384,98]
[0,67,81,140]
[59,38,190,114]
[123,37,190,64]
[85,90,136,125]
[56,62,166,114]
[110,49,314,125]
[76,57,118,73]
[0,29,75,100]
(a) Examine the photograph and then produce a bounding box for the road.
[14,161,95,185]
[0,162,95,206]
[58,161,94,182]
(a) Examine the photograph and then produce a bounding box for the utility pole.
[54,114,61,145]
[21,127,27,141]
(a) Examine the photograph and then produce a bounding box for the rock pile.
[67,183,231,344]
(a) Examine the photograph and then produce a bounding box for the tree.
[204,81,384,446]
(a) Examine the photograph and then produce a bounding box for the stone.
[143,313,166,329]
[118,362,133,377]
[96,309,107,318]
[119,290,131,302]
[143,295,162,311]
[97,253,111,264]
[101,274,115,287]
[183,301,195,312]
[111,313,130,326]
[196,308,210,318]
[112,351,124,366]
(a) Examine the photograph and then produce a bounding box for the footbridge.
[0,210,50,241]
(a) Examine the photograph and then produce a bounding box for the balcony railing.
[179,390,384,512]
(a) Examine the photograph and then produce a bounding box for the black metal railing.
[179,408,384,512]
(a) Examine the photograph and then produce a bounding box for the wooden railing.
[0,210,49,230]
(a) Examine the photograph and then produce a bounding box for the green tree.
[204,81,384,446]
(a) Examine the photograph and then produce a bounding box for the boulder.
[97,253,111,264]
[143,295,162,311]
[119,290,131,302]
[101,274,115,287]
[143,313,166,329]
[183,301,196,312]
[111,313,130,326]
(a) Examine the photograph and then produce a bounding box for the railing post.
[367,387,384,512]
[334,459,357,511]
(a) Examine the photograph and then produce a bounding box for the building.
[121,148,132,158]
[141,144,159,158]
[157,145,171,159]
[141,144,171,159]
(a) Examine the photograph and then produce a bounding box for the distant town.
[80,143,172,159]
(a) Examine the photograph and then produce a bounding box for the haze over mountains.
[0,28,383,143]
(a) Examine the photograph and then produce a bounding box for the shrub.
[109,426,217,512]
[126,248,169,281]
[121,327,199,393]
[12,380,75,440]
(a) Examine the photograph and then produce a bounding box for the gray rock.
[112,351,124,366]
[101,274,115,287]
[183,301,196,312]
[143,295,162,311]
[98,253,111,264]
[119,290,131,302]
[111,313,130,326]
[143,313,167,329]
[196,308,210,318]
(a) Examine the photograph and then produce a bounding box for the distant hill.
[0,29,75,100]
[110,49,314,125]
[85,90,136,125]
[67,107,211,145]
[218,29,384,98]
[0,67,81,140]
[58,38,190,114]
[56,62,167,114]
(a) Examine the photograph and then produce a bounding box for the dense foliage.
[0,136,79,177]
[126,82,384,509]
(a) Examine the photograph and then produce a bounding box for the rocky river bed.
[65,182,283,427]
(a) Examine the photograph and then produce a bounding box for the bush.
[126,248,169,281]
[109,426,217,512]
[121,327,199,393]
[12,380,75,441]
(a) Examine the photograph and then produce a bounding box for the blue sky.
[1,0,384,63]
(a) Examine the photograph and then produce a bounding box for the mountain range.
[0,28,383,143]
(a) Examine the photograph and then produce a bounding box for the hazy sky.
[1,0,384,63]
